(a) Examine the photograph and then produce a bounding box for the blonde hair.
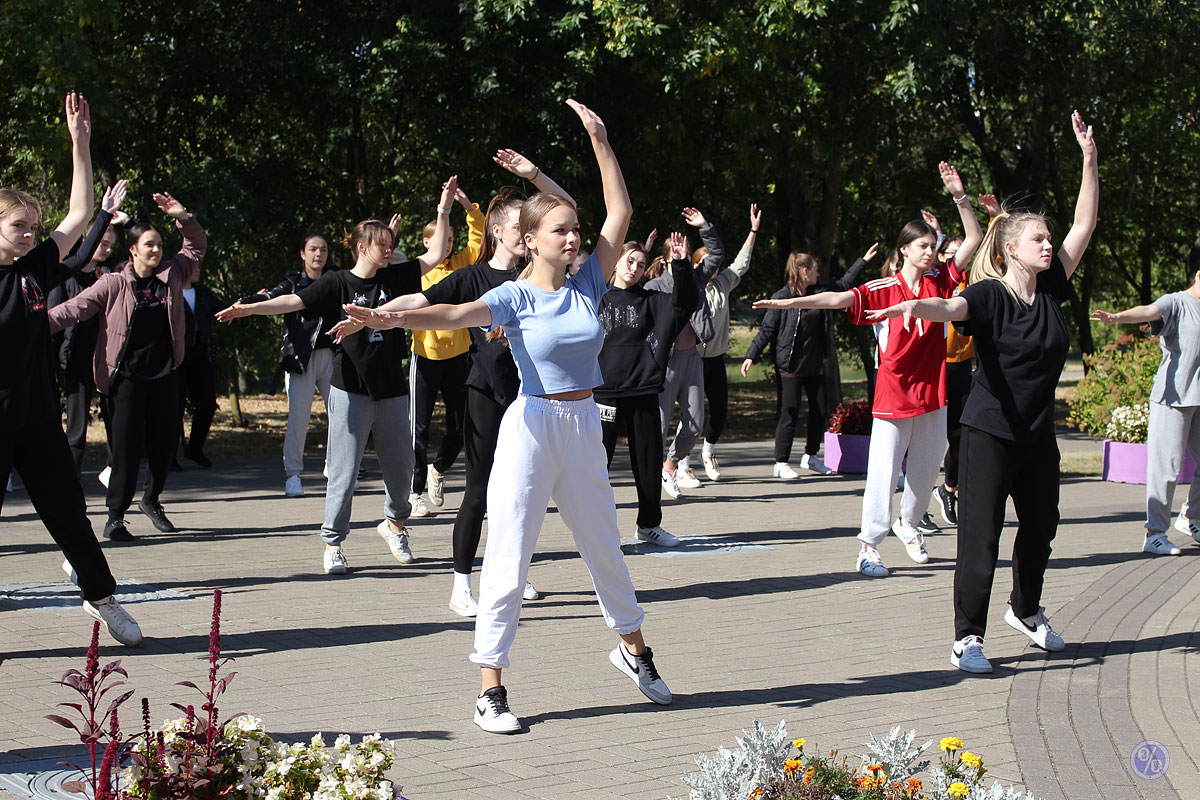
[969,209,1047,297]
[0,189,40,223]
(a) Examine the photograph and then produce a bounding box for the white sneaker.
[409,493,431,518]
[62,559,78,585]
[284,476,304,497]
[323,546,348,575]
[772,462,800,480]
[449,587,478,617]
[427,467,445,507]
[377,521,414,564]
[609,644,672,704]
[856,545,889,577]
[84,596,144,646]
[799,453,833,475]
[522,581,540,601]
[676,467,701,489]
[661,468,682,499]
[1143,533,1182,556]
[98,466,111,488]
[636,525,681,547]
[1174,514,1200,544]
[951,635,993,673]
[701,452,721,481]
[475,686,521,734]
[891,519,929,564]
[1005,605,1065,652]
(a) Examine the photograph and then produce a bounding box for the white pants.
[858,407,947,547]
[471,395,645,670]
[282,348,334,478]
[1146,401,1200,533]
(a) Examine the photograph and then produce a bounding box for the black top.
[45,210,115,372]
[295,262,421,400]
[955,255,1070,441]
[0,239,66,430]
[121,276,173,380]
[594,257,698,401]
[423,261,522,406]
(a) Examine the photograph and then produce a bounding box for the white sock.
[702,440,715,457]
[453,571,471,593]
[679,456,690,470]
[776,462,789,469]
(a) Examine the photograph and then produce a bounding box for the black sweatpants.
[107,372,179,518]
[178,347,218,457]
[63,362,111,474]
[600,393,663,530]
[451,387,509,574]
[701,355,729,446]
[410,352,469,493]
[942,359,973,490]
[953,425,1059,640]
[773,371,827,463]
[0,421,117,601]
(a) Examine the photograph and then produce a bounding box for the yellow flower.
[948,781,970,798]
[748,789,763,800]
[783,758,804,774]
[959,751,982,770]
[939,736,965,753]
[792,738,807,750]
[866,763,884,772]
[906,777,923,794]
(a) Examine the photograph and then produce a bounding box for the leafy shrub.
[827,400,873,435]
[1067,335,1160,439]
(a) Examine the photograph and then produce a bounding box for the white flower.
[334,734,352,751]
[311,732,326,748]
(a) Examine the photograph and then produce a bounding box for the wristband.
[952,194,969,205]
[751,228,760,233]
[531,167,541,181]
[436,207,451,215]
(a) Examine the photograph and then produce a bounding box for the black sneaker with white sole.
[609,644,672,705]
[474,685,521,734]
[916,513,940,535]
[934,485,958,526]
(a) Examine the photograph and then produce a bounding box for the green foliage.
[1067,334,1161,438]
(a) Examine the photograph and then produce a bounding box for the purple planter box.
[1101,439,1197,485]
[824,431,871,474]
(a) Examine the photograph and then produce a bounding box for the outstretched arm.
[1058,111,1099,280]
[1090,304,1161,325]
[328,293,433,341]
[866,296,969,331]
[492,149,577,207]
[344,300,491,331]
[938,162,983,269]
[566,99,631,284]
[49,93,95,260]
[216,293,305,322]
[754,290,855,311]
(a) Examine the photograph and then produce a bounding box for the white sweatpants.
[471,394,646,670]
[858,407,947,547]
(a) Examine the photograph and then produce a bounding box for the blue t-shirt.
[479,254,607,395]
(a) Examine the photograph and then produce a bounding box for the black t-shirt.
[954,255,1070,441]
[423,261,521,406]
[295,262,421,399]
[0,239,66,430]
[120,276,173,380]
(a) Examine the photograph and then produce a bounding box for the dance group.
[4,91,1192,735]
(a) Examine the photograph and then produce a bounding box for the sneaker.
[62,559,78,585]
[636,525,681,547]
[409,493,431,518]
[474,686,521,734]
[701,452,721,481]
[98,466,112,488]
[137,500,177,533]
[772,462,800,480]
[103,518,135,543]
[522,581,540,601]
[934,485,958,526]
[1005,605,1065,652]
[284,476,304,497]
[676,467,702,489]
[609,644,672,705]
[661,468,682,499]
[323,545,348,575]
[1143,533,1182,556]
[1174,514,1200,544]
[856,545,889,577]
[377,520,414,564]
[799,453,833,475]
[916,513,940,535]
[892,519,929,563]
[427,467,445,507]
[951,635,993,673]
[84,596,144,647]
[449,586,478,617]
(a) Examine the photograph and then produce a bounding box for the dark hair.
[937,235,964,255]
[341,219,394,258]
[477,187,525,264]
[126,220,163,251]
[891,220,938,270]
[301,232,329,250]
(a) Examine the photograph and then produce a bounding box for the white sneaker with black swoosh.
[609,644,672,705]
[474,685,521,734]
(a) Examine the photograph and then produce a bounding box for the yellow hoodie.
[412,204,486,360]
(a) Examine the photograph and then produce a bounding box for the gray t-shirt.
[1151,291,1200,406]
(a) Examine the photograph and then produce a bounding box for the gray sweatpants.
[322,386,414,544]
[1146,401,1200,533]
[660,347,704,463]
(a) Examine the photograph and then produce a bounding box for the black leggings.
[410,352,469,492]
[942,359,973,489]
[107,372,178,518]
[600,394,663,529]
[452,387,509,574]
[62,363,111,474]
[773,371,827,463]
[701,355,729,445]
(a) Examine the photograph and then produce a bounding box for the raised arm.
[1058,111,1099,280]
[417,176,457,274]
[345,300,491,332]
[685,207,725,281]
[49,93,95,261]
[446,190,486,271]
[154,192,206,283]
[833,242,880,291]
[492,149,577,208]
[753,290,855,311]
[1090,304,1161,325]
[938,162,983,269]
[566,99,631,283]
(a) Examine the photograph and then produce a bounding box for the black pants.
[0,421,117,602]
[701,355,729,446]
[63,363,111,474]
[600,394,663,529]
[943,359,973,489]
[178,347,218,457]
[107,372,179,518]
[953,425,1059,640]
[773,371,826,463]
[410,352,468,493]
[451,387,509,574]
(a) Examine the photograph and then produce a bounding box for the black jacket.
[183,284,224,358]
[242,267,340,374]
[644,223,724,344]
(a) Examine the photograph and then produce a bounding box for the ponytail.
[968,208,1047,299]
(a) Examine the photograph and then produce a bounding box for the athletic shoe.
[951,635,992,673]
[98,466,112,488]
[772,462,800,480]
[84,596,144,647]
[701,452,721,481]
[474,686,521,734]
[184,449,213,469]
[62,559,78,585]
[916,513,940,535]
[636,525,681,547]
[137,500,177,533]
[1143,533,1182,556]
[284,476,304,497]
[522,581,540,601]
[891,519,929,563]
[609,644,672,705]
[661,468,682,499]
[449,587,478,617]
[409,493,431,518]
[1174,514,1200,544]
[933,485,958,526]
[1005,605,1065,652]
[377,520,414,564]
[323,546,347,575]
[427,467,445,507]
[103,518,135,543]
[855,545,889,577]
[676,467,702,489]
[799,453,832,475]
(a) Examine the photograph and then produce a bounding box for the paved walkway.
[1,432,1198,799]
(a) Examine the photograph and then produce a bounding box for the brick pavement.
[2,432,1198,799]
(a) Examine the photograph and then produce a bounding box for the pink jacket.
[48,217,207,394]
